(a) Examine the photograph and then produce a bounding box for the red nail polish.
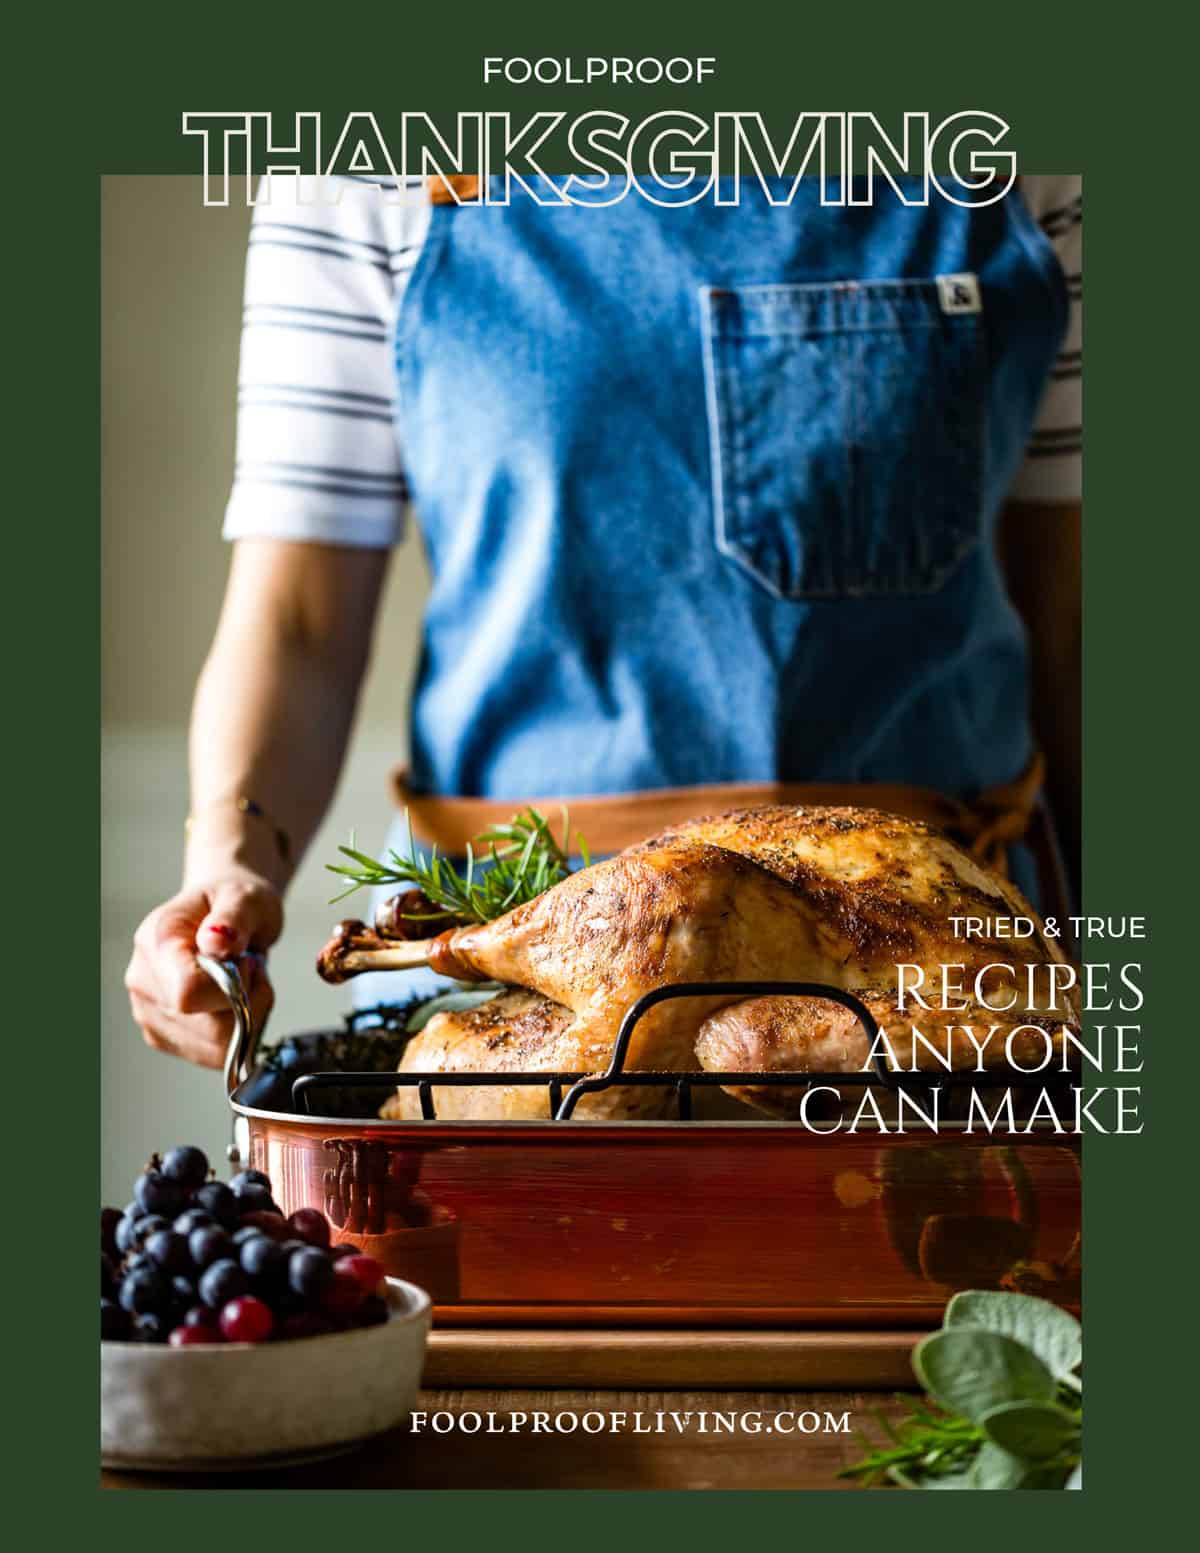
[207,923,235,939]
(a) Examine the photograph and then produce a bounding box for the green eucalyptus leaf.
[1066,1463,1083,1490]
[945,1290,1081,1378]
[404,985,505,1033]
[914,1329,1055,1422]
[979,1400,1081,1461]
[971,1441,1029,1489]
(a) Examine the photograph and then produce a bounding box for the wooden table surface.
[102,1387,913,1490]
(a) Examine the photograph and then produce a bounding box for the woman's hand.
[125,870,283,1069]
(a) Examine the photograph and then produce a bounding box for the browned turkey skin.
[318,806,1079,1120]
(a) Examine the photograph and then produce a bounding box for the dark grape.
[330,1242,360,1261]
[199,1259,250,1309]
[193,1181,238,1227]
[288,1246,334,1300]
[232,1225,262,1247]
[124,1214,169,1253]
[133,1312,169,1344]
[174,1208,216,1237]
[114,1214,142,1256]
[134,1170,187,1220]
[272,1285,305,1319]
[119,1267,169,1315]
[100,1207,123,1260]
[170,1275,198,1307]
[101,1298,130,1341]
[145,1229,192,1276]
[240,1234,285,1287]
[161,1145,209,1189]
[230,1169,271,1195]
[287,1208,331,1250]
[188,1225,232,1270]
[123,1250,156,1279]
[358,1294,389,1327]
[233,1183,277,1216]
[183,1304,217,1329]
[240,1210,287,1240]
[280,1238,309,1257]
[278,1310,336,1341]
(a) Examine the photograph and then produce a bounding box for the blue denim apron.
[353,176,1067,1006]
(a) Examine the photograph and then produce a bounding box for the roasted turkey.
[317,806,1079,1120]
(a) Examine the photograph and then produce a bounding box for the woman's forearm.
[184,539,390,893]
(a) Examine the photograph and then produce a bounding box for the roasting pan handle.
[197,953,264,1101]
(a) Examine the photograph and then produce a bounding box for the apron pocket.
[700,278,986,600]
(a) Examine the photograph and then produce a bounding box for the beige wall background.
[101,178,430,1201]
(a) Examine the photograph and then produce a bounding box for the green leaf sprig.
[842,1400,986,1488]
[325,806,590,924]
[842,1290,1082,1490]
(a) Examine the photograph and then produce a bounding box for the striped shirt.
[222,174,1082,548]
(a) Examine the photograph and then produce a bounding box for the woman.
[125,171,1082,1067]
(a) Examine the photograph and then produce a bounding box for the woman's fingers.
[133,891,226,1013]
[128,962,275,1069]
[128,987,232,1068]
[196,878,284,958]
[126,875,282,1067]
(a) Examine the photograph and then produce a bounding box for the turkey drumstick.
[317,918,489,983]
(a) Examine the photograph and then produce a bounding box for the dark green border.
[12,0,1190,1538]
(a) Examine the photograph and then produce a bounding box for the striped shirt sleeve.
[1009,174,1083,504]
[223,176,431,548]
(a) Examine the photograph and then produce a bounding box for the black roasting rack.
[286,979,1059,1122]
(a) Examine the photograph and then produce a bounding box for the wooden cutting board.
[423,1328,924,1390]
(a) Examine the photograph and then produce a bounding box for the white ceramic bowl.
[101,1278,431,1472]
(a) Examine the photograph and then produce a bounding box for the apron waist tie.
[389,753,1045,877]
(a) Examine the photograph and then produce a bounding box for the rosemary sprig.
[325,806,590,923]
[840,1400,985,1487]
[841,1382,1082,1489]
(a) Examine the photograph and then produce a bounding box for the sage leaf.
[979,1400,1081,1461]
[404,985,505,1033]
[914,1329,1055,1422]
[1016,1463,1077,1489]
[971,1441,1029,1489]
[890,1465,974,1490]
[945,1290,1081,1378]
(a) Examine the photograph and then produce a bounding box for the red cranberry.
[338,1255,385,1296]
[218,1295,275,1344]
[168,1325,221,1347]
[323,1266,367,1316]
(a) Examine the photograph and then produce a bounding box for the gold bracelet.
[185,796,291,863]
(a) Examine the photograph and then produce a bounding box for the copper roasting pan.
[205,958,1082,1329]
